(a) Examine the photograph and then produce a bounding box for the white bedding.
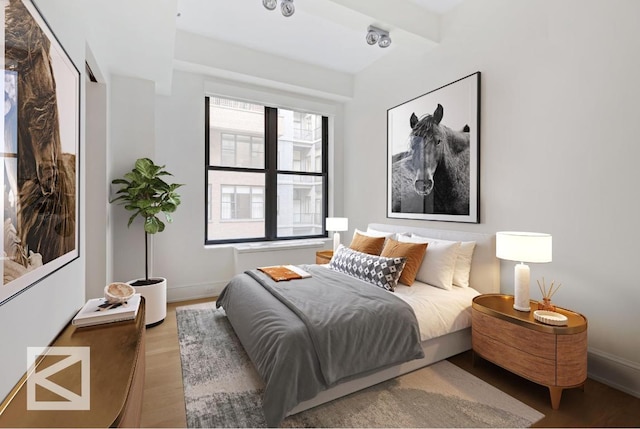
[317,261,480,343]
[394,282,480,342]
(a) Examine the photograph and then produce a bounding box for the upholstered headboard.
[367,223,500,294]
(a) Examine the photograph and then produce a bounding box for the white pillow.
[354,228,395,240]
[364,227,395,238]
[453,241,476,288]
[407,235,476,288]
[398,234,460,290]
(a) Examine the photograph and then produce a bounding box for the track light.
[281,0,294,17]
[366,28,380,45]
[366,26,391,48]
[262,0,277,10]
[262,0,294,17]
[378,34,391,48]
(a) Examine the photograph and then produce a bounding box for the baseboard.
[588,348,640,398]
[166,281,229,303]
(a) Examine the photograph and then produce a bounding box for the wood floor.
[140,298,213,428]
[448,353,640,427]
[141,298,640,428]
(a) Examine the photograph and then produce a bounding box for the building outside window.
[220,185,264,220]
[205,96,328,244]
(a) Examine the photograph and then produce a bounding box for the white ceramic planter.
[127,277,167,327]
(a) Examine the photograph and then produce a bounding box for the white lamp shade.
[326,217,348,232]
[496,231,552,263]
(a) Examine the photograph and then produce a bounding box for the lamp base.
[333,232,341,252]
[513,263,531,312]
[513,303,532,312]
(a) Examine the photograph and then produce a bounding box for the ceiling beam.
[174,31,354,102]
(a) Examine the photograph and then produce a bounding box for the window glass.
[277,109,322,173]
[207,170,265,241]
[208,97,264,169]
[277,174,324,238]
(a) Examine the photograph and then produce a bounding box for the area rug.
[177,302,544,428]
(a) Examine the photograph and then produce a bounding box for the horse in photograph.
[5,0,76,268]
[392,104,471,215]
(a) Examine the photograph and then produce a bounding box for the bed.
[216,223,500,426]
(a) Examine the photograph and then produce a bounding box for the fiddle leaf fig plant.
[110,158,184,283]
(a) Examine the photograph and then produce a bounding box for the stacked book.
[72,294,141,327]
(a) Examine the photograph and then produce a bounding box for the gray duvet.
[216,264,424,427]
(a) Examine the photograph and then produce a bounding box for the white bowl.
[104,282,135,304]
[534,310,568,326]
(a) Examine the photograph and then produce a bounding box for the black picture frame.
[2,0,80,305]
[387,72,480,223]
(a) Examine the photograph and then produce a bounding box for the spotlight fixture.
[366,25,391,48]
[262,0,277,10]
[281,0,295,17]
[366,28,380,45]
[262,0,294,17]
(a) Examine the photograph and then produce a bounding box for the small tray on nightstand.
[534,310,569,326]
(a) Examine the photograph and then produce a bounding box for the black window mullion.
[322,116,329,235]
[204,97,211,244]
[264,107,278,240]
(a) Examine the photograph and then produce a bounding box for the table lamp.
[496,231,552,312]
[325,217,348,252]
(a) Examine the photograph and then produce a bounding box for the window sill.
[231,239,329,254]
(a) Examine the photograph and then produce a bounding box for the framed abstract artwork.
[2,0,80,305]
[387,72,480,223]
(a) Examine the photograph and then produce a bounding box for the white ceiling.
[67,0,464,94]
[411,0,464,14]
[175,0,464,74]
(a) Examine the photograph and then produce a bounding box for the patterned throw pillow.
[329,245,406,292]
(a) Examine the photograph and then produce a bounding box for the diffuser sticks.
[537,277,561,311]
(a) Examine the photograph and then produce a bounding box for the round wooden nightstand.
[471,293,588,409]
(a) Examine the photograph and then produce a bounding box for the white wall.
[150,70,236,299]
[109,75,157,283]
[0,0,86,400]
[343,0,640,396]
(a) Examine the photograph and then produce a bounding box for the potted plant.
[110,157,183,326]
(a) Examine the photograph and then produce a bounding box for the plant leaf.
[144,216,161,234]
[111,157,183,234]
[127,212,139,227]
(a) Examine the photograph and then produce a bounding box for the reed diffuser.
[537,277,561,311]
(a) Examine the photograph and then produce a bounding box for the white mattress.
[393,282,480,342]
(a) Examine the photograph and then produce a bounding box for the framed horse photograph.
[1,0,80,305]
[387,72,480,223]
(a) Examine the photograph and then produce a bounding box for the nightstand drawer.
[473,329,556,386]
[473,309,555,360]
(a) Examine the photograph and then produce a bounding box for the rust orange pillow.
[349,231,386,255]
[380,237,428,286]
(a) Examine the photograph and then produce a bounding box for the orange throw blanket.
[258,265,307,282]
